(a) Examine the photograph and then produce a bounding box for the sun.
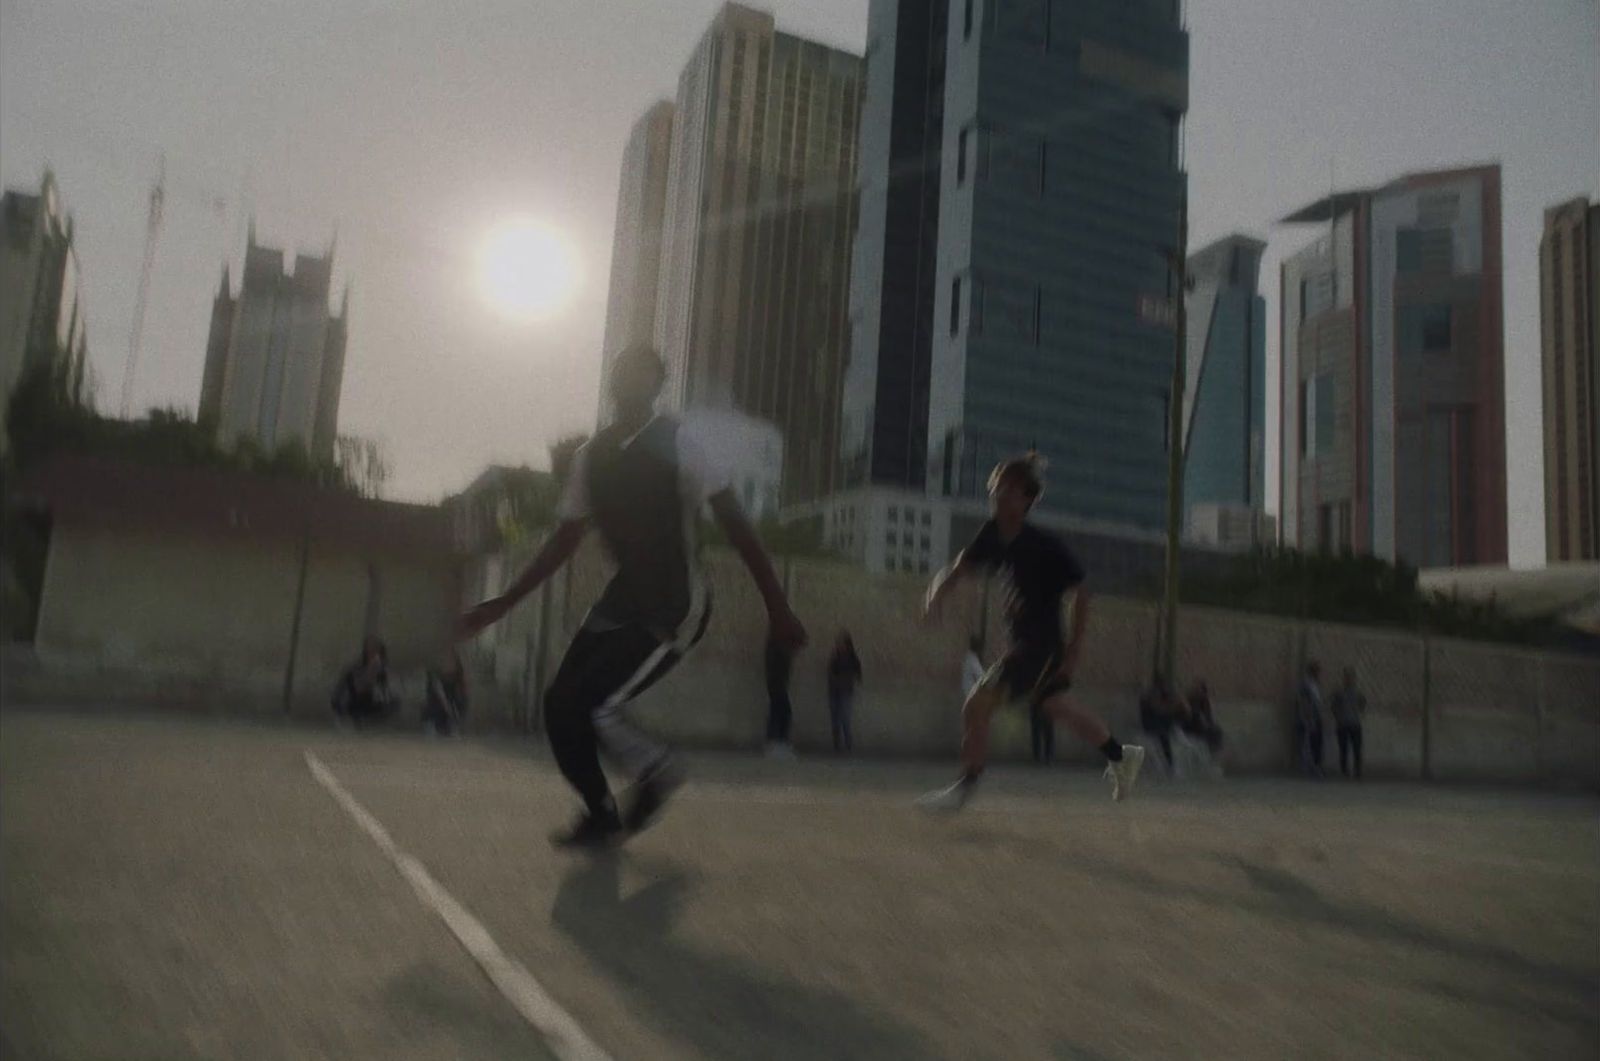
[476,219,578,321]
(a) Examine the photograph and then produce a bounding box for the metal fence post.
[281,524,311,715]
[1421,634,1433,781]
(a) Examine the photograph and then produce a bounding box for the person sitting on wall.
[1139,671,1188,772]
[1181,679,1225,754]
[333,636,398,728]
[423,648,469,736]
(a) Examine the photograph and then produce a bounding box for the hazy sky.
[2,0,1595,567]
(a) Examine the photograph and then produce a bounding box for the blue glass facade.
[927,0,1189,531]
[1184,236,1267,511]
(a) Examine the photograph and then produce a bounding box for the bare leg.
[960,685,1003,777]
[1039,690,1110,748]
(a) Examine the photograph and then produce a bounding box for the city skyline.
[1,0,1595,566]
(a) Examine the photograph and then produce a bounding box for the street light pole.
[1161,186,1189,684]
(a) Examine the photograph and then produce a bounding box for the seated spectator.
[424,649,469,736]
[333,636,398,728]
[1139,672,1187,771]
[1181,679,1225,754]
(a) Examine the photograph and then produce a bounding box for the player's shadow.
[950,825,1597,995]
[550,854,931,1060]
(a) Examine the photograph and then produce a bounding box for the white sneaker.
[916,778,973,813]
[1104,745,1146,802]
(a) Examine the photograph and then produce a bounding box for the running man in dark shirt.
[459,345,807,848]
[920,453,1144,809]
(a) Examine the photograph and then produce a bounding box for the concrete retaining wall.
[471,544,1600,788]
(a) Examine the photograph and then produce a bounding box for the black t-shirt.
[557,416,728,637]
[961,519,1086,650]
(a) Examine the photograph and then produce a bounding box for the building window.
[1422,304,1452,352]
[902,532,913,547]
[1398,227,1453,275]
[950,276,962,335]
[921,511,931,527]
[1317,504,1333,554]
[964,0,974,40]
[957,127,969,185]
[888,505,899,523]
[1314,371,1335,455]
[974,275,1040,344]
[1298,380,1310,459]
[920,534,931,550]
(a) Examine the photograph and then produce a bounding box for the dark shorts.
[976,645,1070,707]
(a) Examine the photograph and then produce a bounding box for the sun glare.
[476,219,578,321]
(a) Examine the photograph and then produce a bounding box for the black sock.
[1100,737,1124,763]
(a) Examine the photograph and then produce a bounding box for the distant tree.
[334,436,389,499]
[1183,546,1560,646]
[5,350,93,473]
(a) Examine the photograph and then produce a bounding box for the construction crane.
[119,156,165,419]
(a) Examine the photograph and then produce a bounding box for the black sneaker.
[550,808,623,851]
[622,759,686,834]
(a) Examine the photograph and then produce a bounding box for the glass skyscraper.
[919,0,1189,529]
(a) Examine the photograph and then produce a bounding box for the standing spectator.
[1296,661,1327,777]
[961,636,987,698]
[1330,667,1367,778]
[1182,679,1225,754]
[1139,672,1186,772]
[826,631,863,753]
[333,636,398,728]
[765,634,797,758]
[424,649,469,736]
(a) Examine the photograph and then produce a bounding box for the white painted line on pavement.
[304,750,612,1061]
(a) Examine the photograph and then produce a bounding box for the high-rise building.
[924,0,1188,530]
[1539,196,1600,563]
[1280,164,1507,568]
[199,228,347,460]
[841,0,948,492]
[597,101,674,426]
[1,171,89,448]
[1182,235,1266,528]
[652,3,863,504]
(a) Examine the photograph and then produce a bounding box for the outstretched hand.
[456,596,511,641]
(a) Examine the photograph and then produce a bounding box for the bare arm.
[923,553,978,621]
[457,518,589,638]
[708,490,807,648]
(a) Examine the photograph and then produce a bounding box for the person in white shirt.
[459,346,806,849]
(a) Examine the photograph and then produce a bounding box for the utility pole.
[1160,186,1189,684]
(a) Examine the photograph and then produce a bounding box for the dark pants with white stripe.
[544,605,711,817]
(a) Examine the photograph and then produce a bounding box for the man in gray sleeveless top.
[460,346,807,848]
